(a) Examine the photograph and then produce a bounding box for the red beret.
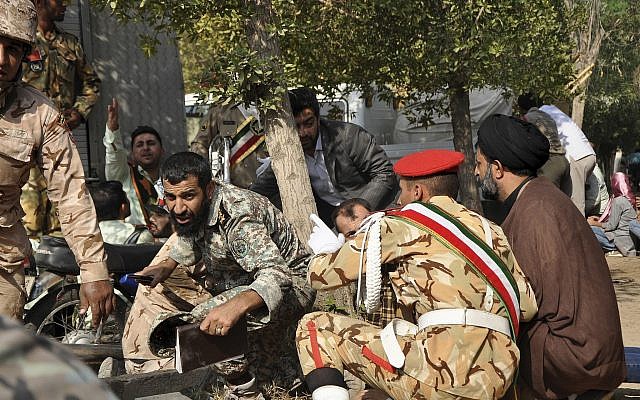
[393,149,464,177]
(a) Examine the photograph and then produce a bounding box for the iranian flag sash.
[386,202,520,337]
[229,115,265,167]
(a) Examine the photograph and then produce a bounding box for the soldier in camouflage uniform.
[122,152,315,399]
[0,315,117,399]
[297,149,538,400]
[0,0,114,322]
[20,0,101,239]
[190,103,268,189]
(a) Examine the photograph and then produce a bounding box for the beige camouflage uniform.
[190,104,267,189]
[0,315,117,399]
[122,182,315,389]
[21,24,100,238]
[297,196,538,400]
[0,83,109,319]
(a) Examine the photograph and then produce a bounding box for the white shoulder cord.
[480,216,494,312]
[355,212,385,313]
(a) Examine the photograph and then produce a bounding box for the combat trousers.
[297,312,505,400]
[122,241,312,389]
[0,224,30,320]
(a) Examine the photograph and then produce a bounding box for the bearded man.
[121,152,315,400]
[474,114,625,399]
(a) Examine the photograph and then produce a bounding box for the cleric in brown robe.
[474,114,626,399]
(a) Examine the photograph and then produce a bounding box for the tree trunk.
[244,0,354,314]
[572,91,587,129]
[449,84,482,213]
[244,0,317,243]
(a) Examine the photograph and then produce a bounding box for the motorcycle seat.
[35,236,162,276]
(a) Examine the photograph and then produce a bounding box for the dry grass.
[187,379,312,399]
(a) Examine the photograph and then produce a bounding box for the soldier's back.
[0,315,118,400]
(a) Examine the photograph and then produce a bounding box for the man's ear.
[493,160,506,179]
[414,183,429,202]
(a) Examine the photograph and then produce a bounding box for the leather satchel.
[175,317,248,373]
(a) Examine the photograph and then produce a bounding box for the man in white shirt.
[103,98,164,225]
[539,105,596,215]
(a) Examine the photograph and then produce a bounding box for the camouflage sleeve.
[0,316,118,400]
[169,235,202,267]
[71,40,100,119]
[103,125,130,183]
[225,213,292,321]
[38,110,109,282]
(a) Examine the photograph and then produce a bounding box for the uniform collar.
[206,181,224,226]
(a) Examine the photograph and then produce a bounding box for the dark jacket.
[250,119,398,214]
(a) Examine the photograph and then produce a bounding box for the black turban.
[477,114,550,172]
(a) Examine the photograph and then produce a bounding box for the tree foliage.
[584,0,640,161]
[94,0,575,210]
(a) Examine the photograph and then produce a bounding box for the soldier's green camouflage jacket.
[0,315,117,400]
[22,25,100,119]
[0,82,108,282]
[298,196,538,399]
[169,181,314,322]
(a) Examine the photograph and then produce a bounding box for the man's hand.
[308,213,345,254]
[200,290,263,336]
[79,280,115,328]
[107,98,119,131]
[587,216,601,227]
[138,258,178,288]
[64,109,83,130]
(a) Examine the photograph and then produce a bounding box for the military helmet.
[0,0,37,45]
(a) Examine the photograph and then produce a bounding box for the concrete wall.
[62,0,187,178]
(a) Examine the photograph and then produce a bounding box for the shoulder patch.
[230,238,249,259]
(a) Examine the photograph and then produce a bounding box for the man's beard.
[170,199,210,238]
[478,167,499,201]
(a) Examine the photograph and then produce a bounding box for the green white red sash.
[229,115,265,166]
[386,202,520,337]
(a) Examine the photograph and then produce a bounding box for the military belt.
[379,309,511,369]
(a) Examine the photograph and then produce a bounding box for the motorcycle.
[24,236,161,351]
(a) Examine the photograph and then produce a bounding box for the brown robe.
[502,177,626,399]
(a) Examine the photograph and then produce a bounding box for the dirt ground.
[607,256,640,398]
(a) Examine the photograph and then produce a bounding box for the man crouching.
[122,152,315,399]
[296,149,538,400]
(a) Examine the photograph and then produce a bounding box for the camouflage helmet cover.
[0,0,37,45]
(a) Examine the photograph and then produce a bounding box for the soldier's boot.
[305,367,350,400]
[311,385,349,400]
[224,374,264,400]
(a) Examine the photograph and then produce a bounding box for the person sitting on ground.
[475,114,625,399]
[104,98,164,226]
[250,87,398,227]
[144,203,173,242]
[588,172,637,256]
[121,152,315,399]
[89,181,154,245]
[297,149,537,400]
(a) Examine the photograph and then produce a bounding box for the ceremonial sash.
[229,115,265,166]
[386,202,520,337]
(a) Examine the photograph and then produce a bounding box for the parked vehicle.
[24,236,161,347]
